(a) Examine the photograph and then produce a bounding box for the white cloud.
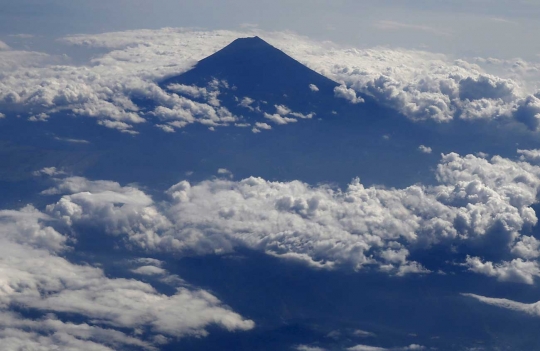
[0,205,254,350]
[334,85,364,104]
[418,145,432,154]
[131,265,167,276]
[239,96,255,110]
[0,27,539,137]
[273,104,314,119]
[255,122,272,130]
[275,104,291,115]
[353,329,377,338]
[28,112,49,122]
[33,166,66,177]
[54,136,90,144]
[464,256,540,284]
[309,84,319,92]
[511,235,540,259]
[0,311,152,351]
[264,112,297,125]
[348,345,387,351]
[518,148,540,164]
[296,345,326,351]
[43,150,540,279]
[167,79,227,107]
[348,344,425,351]
[217,168,234,178]
[1,28,538,133]
[463,293,540,317]
[0,40,10,51]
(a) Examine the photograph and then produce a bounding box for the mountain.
[161,36,340,113]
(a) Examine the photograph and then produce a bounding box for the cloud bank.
[0,202,254,350]
[40,150,540,281]
[1,28,540,133]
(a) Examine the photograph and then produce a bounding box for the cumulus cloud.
[309,84,319,92]
[264,112,297,125]
[1,28,537,133]
[518,148,540,164]
[43,150,540,279]
[418,145,432,154]
[0,29,245,133]
[464,256,540,284]
[0,311,152,351]
[255,122,272,130]
[463,293,540,317]
[0,204,254,350]
[513,94,540,131]
[261,104,314,125]
[217,168,234,178]
[238,96,256,110]
[334,85,364,104]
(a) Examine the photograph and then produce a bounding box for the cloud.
[0,40,10,51]
[353,329,377,338]
[0,311,152,351]
[54,136,90,144]
[239,96,256,110]
[264,112,297,125]
[518,148,540,164]
[464,256,540,284]
[0,205,254,350]
[463,293,540,317]
[418,145,432,154]
[217,168,234,178]
[28,112,49,122]
[255,122,272,130]
[131,265,167,276]
[33,166,66,177]
[0,28,538,134]
[334,85,364,104]
[513,94,540,131]
[43,150,540,279]
[309,84,319,92]
[348,344,425,351]
[374,20,452,37]
[295,345,326,351]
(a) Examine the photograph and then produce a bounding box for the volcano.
[161,36,339,110]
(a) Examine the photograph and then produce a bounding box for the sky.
[2,1,540,351]
[2,0,540,59]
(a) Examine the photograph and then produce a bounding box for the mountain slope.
[161,36,339,109]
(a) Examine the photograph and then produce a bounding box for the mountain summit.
[161,36,338,104]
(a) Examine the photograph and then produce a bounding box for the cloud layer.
[0,202,254,350]
[41,150,540,281]
[2,28,540,133]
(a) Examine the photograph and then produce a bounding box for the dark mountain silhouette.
[161,36,339,106]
